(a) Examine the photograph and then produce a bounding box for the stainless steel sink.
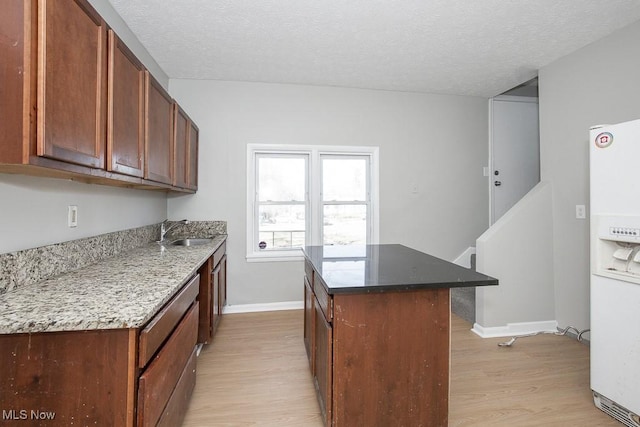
[169,238,213,246]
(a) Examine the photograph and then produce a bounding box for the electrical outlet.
[68,205,78,227]
[575,204,586,219]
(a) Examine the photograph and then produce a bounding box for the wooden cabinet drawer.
[304,259,314,286]
[138,274,199,368]
[213,241,226,267]
[156,346,197,427]
[137,301,199,427]
[314,276,332,323]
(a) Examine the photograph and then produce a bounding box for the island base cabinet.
[331,289,451,427]
[314,302,333,427]
[303,276,314,367]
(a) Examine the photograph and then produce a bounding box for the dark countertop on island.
[303,244,498,294]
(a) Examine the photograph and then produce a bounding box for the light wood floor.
[182,310,620,427]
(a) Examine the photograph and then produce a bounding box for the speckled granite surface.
[0,235,226,334]
[0,224,159,294]
[166,220,226,240]
[0,221,226,295]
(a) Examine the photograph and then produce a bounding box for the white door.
[490,96,540,224]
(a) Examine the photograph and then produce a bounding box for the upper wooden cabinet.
[0,0,31,163]
[173,105,189,189]
[173,104,199,190]
[145,72,174,185]
[107,30,145,178]
[37,0,107,168]
[188,120,199,191]
[0,0,199,193]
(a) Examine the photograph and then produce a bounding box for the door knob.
[494,181,502,186]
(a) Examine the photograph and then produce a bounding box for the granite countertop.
[0,235,227,334]
[304,244,498,294]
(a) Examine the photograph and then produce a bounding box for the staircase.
[451,253,476,324]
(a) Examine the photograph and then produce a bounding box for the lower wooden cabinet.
[0,274,201,426]
[0,328,134,424]
[197,240,227,344]
[138,302,199,426]
[156,348,197,426]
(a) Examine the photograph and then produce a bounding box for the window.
[247,144,379,261]
[321,155,369,246]
[256,154,308,250]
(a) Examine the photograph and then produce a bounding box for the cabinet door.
[212,262,221,333]
[304,276,314,368]
[314,302,332,426]
[173,104,189,188]
[37,0,107,168]
[144,72,173,184]
[107,30,145,177]
[218,255,227,316]
[0,1,30,164]
[0,328,134,425]
[197,257,214,344]
[173,106,198,191]
[187,121,199,190]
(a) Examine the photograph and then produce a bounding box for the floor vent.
[594,392,640,427]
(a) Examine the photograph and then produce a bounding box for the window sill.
[246,250,305,263]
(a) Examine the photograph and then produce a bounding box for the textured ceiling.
[108,0,640,97]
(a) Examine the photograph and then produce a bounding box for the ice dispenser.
[592,215,640,284]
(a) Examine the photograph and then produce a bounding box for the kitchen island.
[303,244,498,427]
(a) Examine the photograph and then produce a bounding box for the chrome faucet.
[160,219,189,243]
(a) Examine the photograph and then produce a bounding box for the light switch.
[576,205,586,219]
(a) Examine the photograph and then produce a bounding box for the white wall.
[476,182,555,331]
[168,80,489,305]
[0,174,166,254]
[539,20,640,330]
[87,0,169,89]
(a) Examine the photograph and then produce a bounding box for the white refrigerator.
[590,120,640,427]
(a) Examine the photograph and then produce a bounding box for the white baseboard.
[223,300,304,314]
[453,246,476,268]
[471,320,558,338]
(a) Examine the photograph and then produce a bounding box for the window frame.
[246,144,379,262]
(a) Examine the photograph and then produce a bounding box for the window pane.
[323,157,367,201]
[258,205,305,249]
[323,205,367,245]
[258,157,306,201]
